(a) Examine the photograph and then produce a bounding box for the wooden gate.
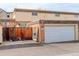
[16,27,32,40]
[21,27,32,40]
[3,27,9,41]
[3,27,32,41]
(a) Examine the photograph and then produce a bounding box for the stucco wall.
[30,24,39,42]
[9,12,13,19]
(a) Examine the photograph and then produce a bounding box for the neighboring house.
[0,8,8,19]
[0,9,11,43]
[0,9,14,27]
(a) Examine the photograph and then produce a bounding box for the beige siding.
[14,12,38,21]
[38,13,78,20]
[14,11,79,21]
[30,24,39,42]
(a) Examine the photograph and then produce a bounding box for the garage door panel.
[45,26,75,43]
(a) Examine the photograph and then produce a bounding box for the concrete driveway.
[0,41,79,56]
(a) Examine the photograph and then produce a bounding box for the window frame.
[32,11,38,16]
[55,13,60,17]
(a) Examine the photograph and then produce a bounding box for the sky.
[1,3,79,12]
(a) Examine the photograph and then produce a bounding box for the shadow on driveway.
[45,41,79,44]
[0,41,79,50]
[0,43,43,50]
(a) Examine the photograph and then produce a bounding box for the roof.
[0,8,7,13]
[14,8,79,15]
[0,8,12,15]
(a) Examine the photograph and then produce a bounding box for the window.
[7,15,10,18]
[74,15,79,18]
[32,11,38,16]
[7,14,10,18]
[55,13,60,17]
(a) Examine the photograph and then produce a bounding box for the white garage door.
[45,25,75,43]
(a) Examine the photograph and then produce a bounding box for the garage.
[44,24,78,43]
